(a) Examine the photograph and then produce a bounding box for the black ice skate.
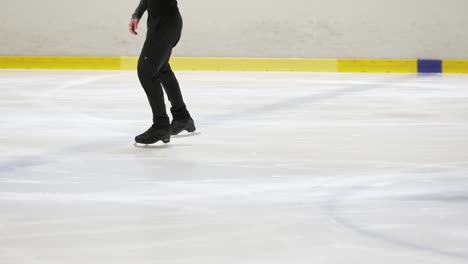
[135,125,171,144]
[171,117,196,135]
[170,106,196,135]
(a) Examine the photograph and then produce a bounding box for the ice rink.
[1,70,468,264]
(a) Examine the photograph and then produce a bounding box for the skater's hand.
[128,18,140,35]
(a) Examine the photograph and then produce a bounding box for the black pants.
[137,10,187,127]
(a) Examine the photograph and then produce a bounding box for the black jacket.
[132,0,178,19]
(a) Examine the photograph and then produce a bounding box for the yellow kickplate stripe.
[338,59,417,73]
[3,56,468,74]
[169,57,338,72]
[0,56,120,70]
[443,60,468,74]
[120,56,139,70]
[1,56,338,72]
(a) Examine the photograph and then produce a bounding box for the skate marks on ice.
[0,157,47,175]
[0,137,132,177]
[322,170,468,261]
[0,72,122,175]
[202,75,417,127]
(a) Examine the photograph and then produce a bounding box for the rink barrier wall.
[0,56,121,70]
[337,59,417,73]
[1,56,468,73]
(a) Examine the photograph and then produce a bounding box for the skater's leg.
[137,36,171,127]
[137,12,182,126]
[153,10,192,121]
[159,62,190,118]
[135,23,177,143]
[136,11,193,140]
[158,62,196,135]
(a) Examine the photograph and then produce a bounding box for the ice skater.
[128,0,195,144]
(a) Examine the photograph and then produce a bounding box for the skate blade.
[172,131,201,138]
[134,142,170,148]
[134,138,171,148]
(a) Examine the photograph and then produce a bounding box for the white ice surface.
[0,70,468,264]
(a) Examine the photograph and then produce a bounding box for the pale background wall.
[0,0,467,58]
